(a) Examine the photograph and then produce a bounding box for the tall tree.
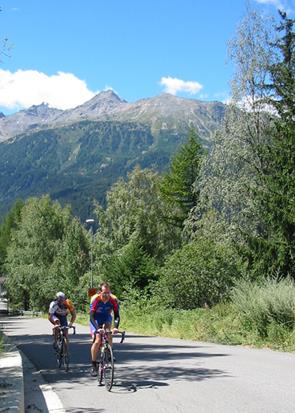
[184,7,275,245]
[160,128,205,230]
[246,12,295,277]
[0,199,24,273]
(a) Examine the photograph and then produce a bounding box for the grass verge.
[76,302,295,352]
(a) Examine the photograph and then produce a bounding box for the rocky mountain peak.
[96,89,125,102]
[0,92,227,142]
[26,102,60,118]
[82,89,126,111]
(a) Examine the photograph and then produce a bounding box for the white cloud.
[0,69,97,110]
[254,0,288,11]
[160,76,203,95]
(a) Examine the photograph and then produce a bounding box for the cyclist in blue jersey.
[89,282,120,376]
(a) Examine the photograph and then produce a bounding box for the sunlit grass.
[76,302,295,352]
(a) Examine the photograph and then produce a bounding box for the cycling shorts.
[52,314,68,327]
[90,314,112,336]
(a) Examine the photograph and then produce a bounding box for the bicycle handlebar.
[54,325,76,334]
[94,328,125,343]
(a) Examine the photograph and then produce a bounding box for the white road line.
[39,383,66,413]
[21,351,66,413]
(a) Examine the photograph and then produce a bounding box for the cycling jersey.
[49,298,75,326]
[90,293,120,334]
[90,294,119,317]
[49,298,75,316]
[90,292,118,304]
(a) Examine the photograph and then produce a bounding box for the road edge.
[0,337,24,413]
[21,350,66,413]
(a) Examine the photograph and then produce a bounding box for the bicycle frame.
[94,328,125,391]
[54,325,76,371]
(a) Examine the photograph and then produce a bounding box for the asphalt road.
[2,316,295,413]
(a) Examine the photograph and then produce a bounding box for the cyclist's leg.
[105,319,117,362]
[59,316,69,349]
[105,321,113,347]
[52,316,61,348]
[90,320,102,376]
[90,323,102,360]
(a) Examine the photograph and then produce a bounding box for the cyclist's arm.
[66,299,76,326]
[113,301,120,329]
[109,296,120,329]
[48,313,56,325]
[48,302,57,325]
[113,311,120,329]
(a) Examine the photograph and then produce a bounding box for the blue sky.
[0,0,294,114]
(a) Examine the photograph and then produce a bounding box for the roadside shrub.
[231,277,295,337]
[267,322,289,346]
[158,237,242,309]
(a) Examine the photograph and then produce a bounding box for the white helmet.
[56,291,66,299]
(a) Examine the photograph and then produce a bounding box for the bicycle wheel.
[63,339,70,372]
[103,346,114,391]
[56,339,64,369]
[97,351,104,386]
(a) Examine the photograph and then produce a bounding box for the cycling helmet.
[56,291,66,299]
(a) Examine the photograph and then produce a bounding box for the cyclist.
[48,291,76,350]
[89,282,120,376]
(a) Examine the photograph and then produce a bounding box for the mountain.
[0,92,226,222]
[115,93,225,134]
[52,90,127,126]
[0,103,62,142]
[0,91,225,143]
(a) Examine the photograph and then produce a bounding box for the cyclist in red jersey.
[89,282,120,376]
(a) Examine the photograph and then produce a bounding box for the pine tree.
[248,12,295,277]
[160,128,205,229]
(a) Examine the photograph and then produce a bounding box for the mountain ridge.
[0,91,226,142]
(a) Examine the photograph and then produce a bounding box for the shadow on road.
[10,329,230,395]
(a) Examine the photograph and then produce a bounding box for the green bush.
[267,322,289,346]
[158,237,242,309]
[231,277,295,338]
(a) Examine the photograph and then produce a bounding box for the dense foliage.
[158,237,242,309]
[0,199,24,274]
[4,196,90,310]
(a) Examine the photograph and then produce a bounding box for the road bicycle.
[53,325,76,372]
[95,327,125,391]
